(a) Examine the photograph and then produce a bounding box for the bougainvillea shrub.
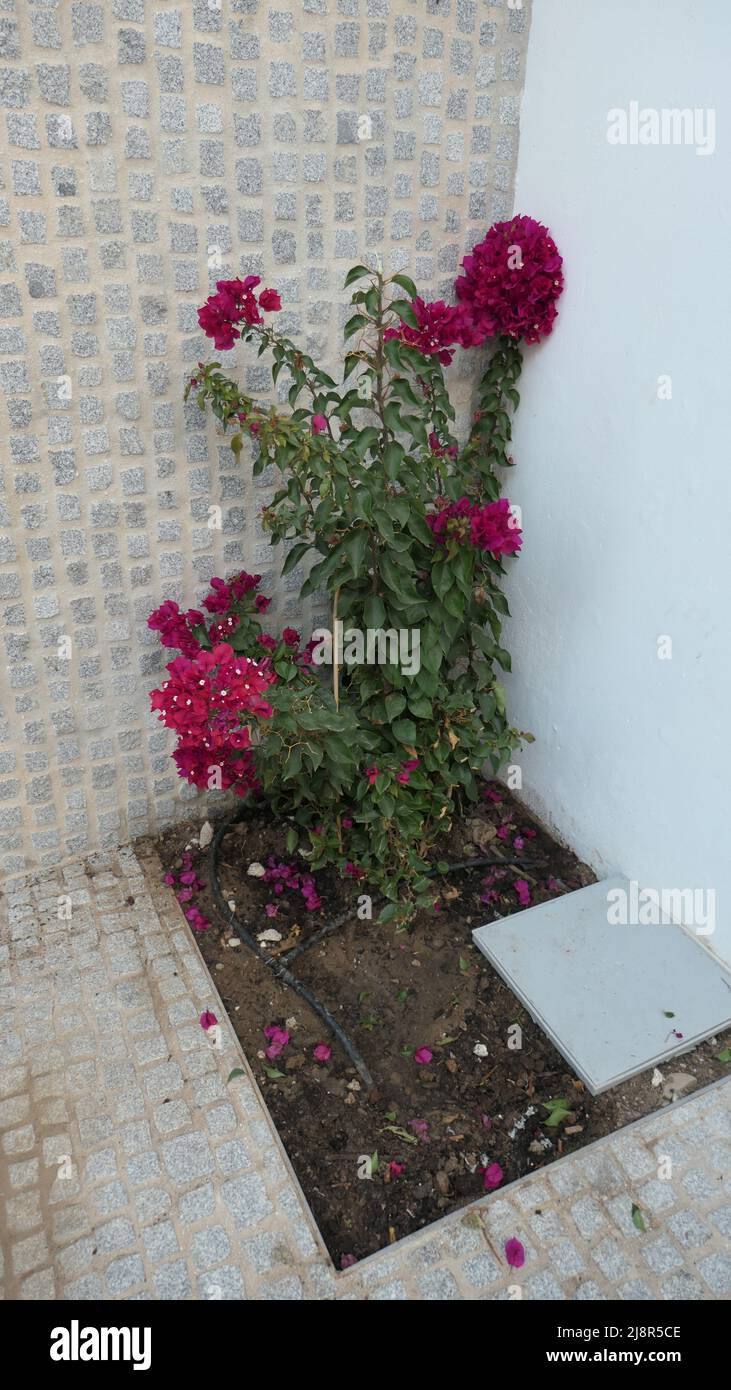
[149,216,563,919]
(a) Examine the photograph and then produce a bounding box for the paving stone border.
[1,843,729,1300]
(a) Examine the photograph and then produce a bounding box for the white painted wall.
[504,0,731,963]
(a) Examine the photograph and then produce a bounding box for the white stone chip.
[199,820,214,848]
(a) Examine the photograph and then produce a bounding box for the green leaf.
[383,401,404,434]
[383,441,404,480]
[344,264,373,287]
[344,312,368,340]
[631,1203,647,1232]
[286,827,298,853]
[363,594,385,627]
[342,527,369,578]
[431,559,451,603]
[542,1098,571,1127]
[227,1068,245,1083]
[281,542,310,576]
[716,1047,731,1063]
[392,717,416,744]
[442,585,465,619]
[407,696,432,719]
[390,272,417,299]
[263,1066,285,1080]
[389,299,418,329]
[385,693,406,721]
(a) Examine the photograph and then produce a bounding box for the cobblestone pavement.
[1,846,730,1301]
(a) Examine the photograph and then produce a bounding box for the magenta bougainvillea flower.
[481,1162,503,1191]
[482,784,503,804]
[150,642,274,797]
[364,765,380,786]
[313,1043,332,1062]
[199,1010,218,1030]
[311,414,328,434]
[340,1253,357,1270]
[258,288,281,312]
[427,496,522,558]
[428,431,458,460]
[185,906,210,933]
[200,570,261,614]
[505,1237,526,1269]
[514,878,531,907]
[414,1046,433,1065]
[147,600,206,657]
[198,276,281,350]
[395,758,420,785]
[388,1161,406,1178]
[264,1024,290,1060]
[455,215,564,345]
[384,296,472,365]
[262,857,322,911]
[410,1118,429,1142]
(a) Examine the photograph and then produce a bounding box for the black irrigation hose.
[207,806,545,1090]
[209,808,375,1088]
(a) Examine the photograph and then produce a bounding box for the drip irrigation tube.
[208,809,375,1089]
[207,805,545,1090]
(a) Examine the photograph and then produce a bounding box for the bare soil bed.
[142,791,731,1267]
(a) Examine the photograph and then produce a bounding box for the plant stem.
[332,585,340,711]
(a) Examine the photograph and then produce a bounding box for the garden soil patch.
[141,792,731,1266]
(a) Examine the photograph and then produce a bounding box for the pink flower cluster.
[263,857,322,911]
[148,571,322,797]
[198,276,281,351]
[264,1023,290,1061]
[148,570,264,654]
[427,496,522,558]
[396,758,419,785]
[165,853,211,933]
[480,866,507,906]
[384,296,476,366]
[201,569,262,614]
[428,432,458,461]
[150,643,274,796]
[455,214,564,345]
[148,600,205,657]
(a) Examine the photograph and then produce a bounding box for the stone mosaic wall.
[0,0,530,876]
